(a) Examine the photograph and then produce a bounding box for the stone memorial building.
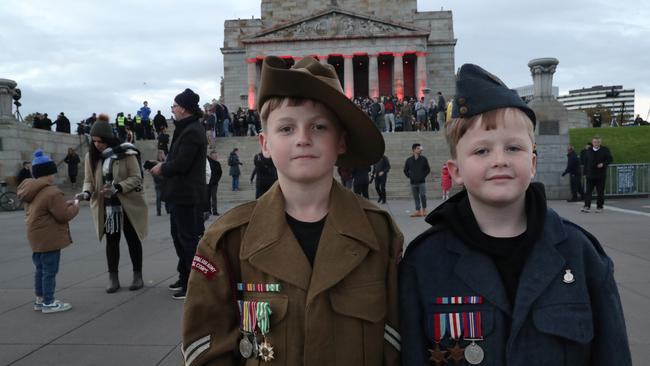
[221,0,456,111]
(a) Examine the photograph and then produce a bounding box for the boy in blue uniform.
[399,64,631,365]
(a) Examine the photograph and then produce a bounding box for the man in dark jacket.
[16,161,32,185]
[351,166,371,199]
[250,151,277,199]
[562,145,583,202]
[207,151,222,215]
[153,110,168,136]
[150,88,207,300]
[54,113,71,133]
[404,143,431,217]
[581,137,613,213]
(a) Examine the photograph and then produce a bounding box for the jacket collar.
[445,208,567,319]
[240,180,380,300]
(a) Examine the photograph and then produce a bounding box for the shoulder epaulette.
[402,224,445,259]
[561,219,607,256]
[200,201,256,250]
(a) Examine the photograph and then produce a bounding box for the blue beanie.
[31,149,57,179]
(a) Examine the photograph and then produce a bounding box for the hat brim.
[258,58,384,168]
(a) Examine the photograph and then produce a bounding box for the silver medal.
[239,336,254,358]
[464,341,484,365]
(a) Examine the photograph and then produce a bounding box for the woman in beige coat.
[76,114,148,293]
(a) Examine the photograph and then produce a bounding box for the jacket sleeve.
[604,148,613,166]
[215,162,222,182]
[403,158,411,178]
[48,189,79,223]
[383,214,403,366]
[82,153,95,194]
[161,129,202,177]
[182,231,241,366]
[590,257,632,366]
[385,157,391,174]
[114,155,143,193]
[399,261,430,366]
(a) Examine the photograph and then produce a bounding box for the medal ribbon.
[433,312,447,343]
[462,311,483,340]
[435,296,483,304]
[448,312,462,340]
[237,283,282,293]
[237,300,259,333]
[256,302,272,336]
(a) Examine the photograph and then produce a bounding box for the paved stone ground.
[1,196,648,365]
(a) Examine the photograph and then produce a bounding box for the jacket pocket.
[532,303,594,365]
[242,293,288,365]
[329,281,387,365]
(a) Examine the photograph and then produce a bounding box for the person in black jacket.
[207,151,222,215]
[581,137,613,213]
[55,113,71,133]
[16,161,32,185]
[250,151,277,199]
[372,155,391,204]
[150,88,207,300]
[153,110,168,136]
[562,145,583,202]
[404,143,431,217]
[63,148,80,189]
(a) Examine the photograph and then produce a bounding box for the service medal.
[259,339,275,362]
[464,341,484,365]
[428,312,448,365]
[237,301,260,359]
[239,336,254,359]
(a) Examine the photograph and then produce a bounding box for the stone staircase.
[57,131,454,205]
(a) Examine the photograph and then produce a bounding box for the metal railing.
[602,164,649,196]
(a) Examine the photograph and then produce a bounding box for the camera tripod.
[14,101,23,123]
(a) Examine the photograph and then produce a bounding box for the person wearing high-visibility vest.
[116,112,127,141]
[134,112,144,140]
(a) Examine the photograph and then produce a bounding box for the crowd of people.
[353,92,449,132]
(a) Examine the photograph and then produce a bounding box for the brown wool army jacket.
[182,181,403,366]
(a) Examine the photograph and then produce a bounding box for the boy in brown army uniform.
[182,56,403,366]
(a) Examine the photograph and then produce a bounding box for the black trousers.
[208,184,218,213]
[569,174,583,200]
[353,183,369,199]
[374,176,387,202]
[105,213,142,273]
[584,177,606,209]
[169,203,202,291]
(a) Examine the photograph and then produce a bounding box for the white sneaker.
[580,207,590,213]
[41,300,72,314]
[595,208,603,213]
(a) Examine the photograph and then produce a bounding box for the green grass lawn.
[569,127,650,164]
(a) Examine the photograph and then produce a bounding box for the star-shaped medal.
[258,339,275,362]
[428,343,448,365]
[447,342,465,364]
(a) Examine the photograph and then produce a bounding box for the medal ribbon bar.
[237,283,282,292]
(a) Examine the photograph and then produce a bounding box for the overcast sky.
[1,0,649,124]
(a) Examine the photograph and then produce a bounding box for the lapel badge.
[562,269,575,284]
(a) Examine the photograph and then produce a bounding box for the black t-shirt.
[286,214,327,266]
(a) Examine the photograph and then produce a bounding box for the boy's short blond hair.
[259,96,343,131]
[445,107,535,158]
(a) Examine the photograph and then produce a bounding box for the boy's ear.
[259,133,272,158]
[446,159,464,185]
[337,130,348,155]
[531,151,537,178]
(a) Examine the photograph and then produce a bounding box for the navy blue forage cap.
[452,64,536,126]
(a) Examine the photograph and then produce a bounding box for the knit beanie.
[31,149,57,178]
[90,113,114,140]
[174,88,200,113]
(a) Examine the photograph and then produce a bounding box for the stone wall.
[535,134,571,200]
[0,123,86,186]
[568,110,589,129]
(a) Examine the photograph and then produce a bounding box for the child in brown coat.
[17,150,79,313]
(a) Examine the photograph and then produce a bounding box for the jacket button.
[459,106,468,115]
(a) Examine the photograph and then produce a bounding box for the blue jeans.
[222,118,231,137]
[411,183,427,210]
[232,175,240,190]
[32,250,61,304]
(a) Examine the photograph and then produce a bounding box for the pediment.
[244,8,428,43]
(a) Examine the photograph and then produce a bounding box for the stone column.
[393,53,404,100]
[415,52,428,100]
[0,79,18,124]
[246,58,257,110]
[343,55,354,99]
[528,57,558,99]
[369,54,379,99]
